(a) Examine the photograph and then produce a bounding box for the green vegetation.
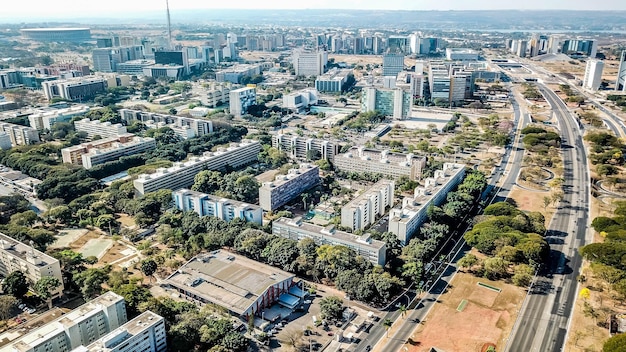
[522,83,542,100]
[584,132,625,175]
[521,125,562,168]
[463,202,548,282]
[603,333,626,352]
[607,95,626,112]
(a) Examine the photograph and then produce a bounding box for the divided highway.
[505,84,590,352]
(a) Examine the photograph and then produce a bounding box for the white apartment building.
[74,118,127,139]
[78,311,166,352]
[583,60,605,91]
[314,69,352,93]
[173,189,263,225]
[119,109,213,138]
[229,87,256,117]
[259,164,319,211]
[0,292,127,352]
[388,163,466,244]
[272,134,338,161]
[0,122,39,146]
[272,217,387,266]
[215,64,262,84]
[334,146,426,180]
[282,89,318,111]
[134,140,260,196]
[617,50,626,92]
[28,105,91,131]
[61,134,155,167]
[293,50,328,77]
[0,232,64,298]
[341,179,395,231]
[196,83,230,108]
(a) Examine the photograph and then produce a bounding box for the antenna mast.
[166,0,172,49]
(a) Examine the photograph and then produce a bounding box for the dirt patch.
[508,185,555,227]
[406,273,524,352]
[68,230,101,250]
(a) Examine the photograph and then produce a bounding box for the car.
[27,308,36,314]
[18,304,26,309]
[303,300,312,304]
[365,346,372,352]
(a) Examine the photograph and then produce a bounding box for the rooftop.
[260,163,318,189]
[0,232,58,267]
[339,146,424,165]
[165,251,294,315]
[83,311,163,352]
[174,189,261,211]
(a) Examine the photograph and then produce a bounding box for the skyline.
[1,0,626,18]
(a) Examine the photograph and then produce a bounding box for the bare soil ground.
[405,273,524,352]
[508,185,555,227]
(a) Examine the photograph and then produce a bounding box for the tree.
[382,318,393,337]
[458,253,479,271]
[483,257,509,280]
[34,276,61,309]
[2,271,29,298]
[542,196,551,211]
[319,296,344,320]
[74,267,110,298]
[141,259,158,282]
[512,264,534,287]
[579,287,591,301]
[0,295,17,320]
[602,333,626,352]
[398,304,408,319]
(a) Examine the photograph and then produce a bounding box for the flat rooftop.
[0,232,58,266]
[165,251,294,315]
[174,189,261,211]
[83,311,163,352]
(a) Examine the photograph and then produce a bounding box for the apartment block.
[341,179,395,231]
[28,105,91,131]
[388,163,466,244]
[314,69,352,93]
[196,83,230,108]
[0,232,64,298]
[0,122,40,146]
[173,189,263,225]
[272,134,339,161]
[41,78,107,102]
[0,292,131,352]
[215,64,262,84]
[0,133,11,150]
[61,134,156,169]
[259,164,319,211]
[382,54,404,77]
[334,146,426,180]
[617,50,626,92]
[134,140,260,196]
[74,118,127,139]
[119,109,213,139]
[272,217,387,266]
[78,311,166,352]
[229,87,256,117]
[583,59,604,91]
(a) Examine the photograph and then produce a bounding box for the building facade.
[20,28,91,42]
[334,146,426,180]
[229,87,256,117]
[74,118,127,139]
[293,50,328,77]
[382,54,404,77]
[79,311,166,352]
[388,163,465,244]
[41,78,107,102]
[361,86,412,119]
[272,134,338,161]
[61,134,156,169]
[341,179,395,231]
[258,164,319,211]
[0,122,40,146]
[583,59,605,91]
[616,50,626,92]
[272,217,387,265]
[134,140,260,195]
[283,89,318,110]
[314,69,352,93]
[119,109,213,138]
[173,189,263,225]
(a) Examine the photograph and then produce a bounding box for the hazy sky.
[2,0,625,17]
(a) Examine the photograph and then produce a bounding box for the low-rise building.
[119,109,213,138]
[341,179,395,231]
[388,163,466,244]
[0,232,64,298]
[164,251,295,319]
[258,164,319,211]
[0,292,127,352]
[215,64,262,84]
[272,134,339,161]
[74,118,127,139]
[445,48,479,61]
[314,69,352,93]
[0,132,11,150]
[133,140,260,196]
[272,217,387,265]
[61,134,156,169]
[282,89,318,111]
[28,105,90,130]
[334,146,426,180]
[173,189,263,225]
[41,78,107,102]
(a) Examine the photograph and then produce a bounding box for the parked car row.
[18,303,35,314]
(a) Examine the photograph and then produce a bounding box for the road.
[368,86,530,352]
[505,83,590,352]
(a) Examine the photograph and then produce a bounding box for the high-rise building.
[516,40,528,58]
[0,232,64,298]
[361,86,412,119]
[229,87,256,117]
[0,121,40,146]
[92,46,144,72]
[259,164,319,211]
[80,311,166,352]
[315,69,352,93]
[272,134,339,161]
[387,36,409,55]
[616,50,626,92]
[154,50,189,75]
[293,50,328,77]
[334,147,426,180]
[41,78,107,102]
[583,60,605,91]
[173,189,263,225]
[382,54,404,77]
[561,39,597,57]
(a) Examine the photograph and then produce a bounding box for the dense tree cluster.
[584,132,625,175]
[463,202,548,282]
[191,169,259,204]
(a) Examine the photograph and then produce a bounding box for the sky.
[1,0,625,17]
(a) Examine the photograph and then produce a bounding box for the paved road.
[505,84,590,352]
[371,87,531,352]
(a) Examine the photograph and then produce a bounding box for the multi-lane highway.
[505,83,590,352]
[370,87,531,352]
